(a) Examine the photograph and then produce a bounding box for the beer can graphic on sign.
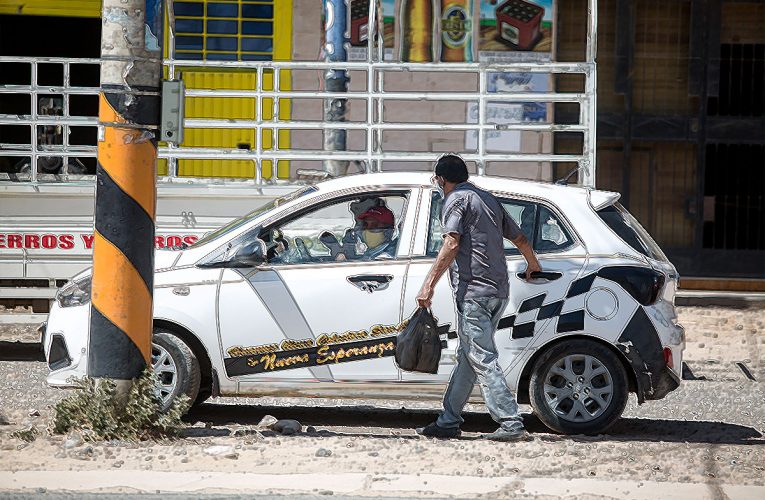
[400,0,437,62]
[440,0,472,62]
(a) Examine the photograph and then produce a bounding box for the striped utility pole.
[88,0,163,386]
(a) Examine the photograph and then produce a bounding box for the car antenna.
[554,166,581,186]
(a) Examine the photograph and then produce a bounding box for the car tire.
[152,330,201,413]
[529,339,628,435]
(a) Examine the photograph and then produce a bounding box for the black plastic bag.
[395,307,441,374]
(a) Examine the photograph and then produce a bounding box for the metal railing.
[0,0,598,187]
[0,57,100,183]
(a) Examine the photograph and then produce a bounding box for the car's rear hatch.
[590,191,684,382]
[589,192,679,302]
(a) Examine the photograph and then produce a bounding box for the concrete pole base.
[95,378,133,410]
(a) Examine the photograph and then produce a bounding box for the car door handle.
[347,274,393,293]
[516,271,562,281]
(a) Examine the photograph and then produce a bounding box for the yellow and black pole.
[88,0,163,385]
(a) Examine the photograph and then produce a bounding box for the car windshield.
[189,186,318,248]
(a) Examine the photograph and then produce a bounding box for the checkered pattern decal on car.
[498,270,605,339]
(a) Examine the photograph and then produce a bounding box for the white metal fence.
[0,0,597,187]
[0,1,598,317]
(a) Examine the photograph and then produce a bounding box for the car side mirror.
[197,236,268,269]
[231,238,268,266]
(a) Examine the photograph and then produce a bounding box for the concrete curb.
[1,471,764,499]
[676,291,765,308]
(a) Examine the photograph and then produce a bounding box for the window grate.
[173,0,274,61]
[703,143,765,251]
[708,44,765,117]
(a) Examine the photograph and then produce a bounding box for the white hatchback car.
[44,172,684,434]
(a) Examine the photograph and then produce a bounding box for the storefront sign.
[466,72,549,152]
[0,232,199,251]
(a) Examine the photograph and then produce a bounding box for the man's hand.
[512,234,543,281]
[524,260,543,280]
[415,233,460,309]
[416,283,434,309]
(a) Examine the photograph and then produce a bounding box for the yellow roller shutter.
[178,69,291,179]
[170,0,292,180]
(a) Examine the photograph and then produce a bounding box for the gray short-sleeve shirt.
[441,182,523,302]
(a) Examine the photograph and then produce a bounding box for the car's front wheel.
[151,329,201,412]
[529,339,629,434]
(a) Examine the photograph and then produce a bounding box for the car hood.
[66,250,181,284]
[155,249,180,270]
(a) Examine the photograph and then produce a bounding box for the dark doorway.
[704,144,765,252]
[0,15,101,58]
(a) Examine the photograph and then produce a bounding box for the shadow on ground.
[186,403,764,445]
[0,341,44,362]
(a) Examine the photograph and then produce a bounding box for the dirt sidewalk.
[1,306,763,498]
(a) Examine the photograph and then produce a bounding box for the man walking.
[415,154,542,441]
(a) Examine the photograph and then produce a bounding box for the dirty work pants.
[436,297,525,432]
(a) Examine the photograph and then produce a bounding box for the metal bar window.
[173,0,275,61]
[708,44,765,117]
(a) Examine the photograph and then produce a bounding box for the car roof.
[314,171,613,204]
[175,171,634,266]
[310,172,632,257]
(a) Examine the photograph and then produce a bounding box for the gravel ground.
[0,306,763,498]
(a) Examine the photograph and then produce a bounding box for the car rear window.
[597,203,667,261]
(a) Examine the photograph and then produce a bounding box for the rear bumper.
[649,364,681,401]
[617,341,680,403]
[616,307,683,403]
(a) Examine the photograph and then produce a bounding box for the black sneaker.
[481,427,531,442]
[416,422,461,439]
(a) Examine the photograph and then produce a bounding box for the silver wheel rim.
[151,342,178,406]
[543,354,613,423]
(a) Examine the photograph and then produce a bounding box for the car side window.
[425,191,573,256]
[499,199,536,253]
[426,193,445,256]
[264,193,407,265]
[535,205,574,252]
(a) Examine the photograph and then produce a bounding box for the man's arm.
[501,206,542,279]
[416,232,460,308]
[416,193,468,308]
[513,234,542,280]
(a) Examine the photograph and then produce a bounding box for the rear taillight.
[663,347,674,369]
[649,272,665,305]
[596,266,667,305]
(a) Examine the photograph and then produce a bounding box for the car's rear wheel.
[529,339,628,434]
[151,330,201,412]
